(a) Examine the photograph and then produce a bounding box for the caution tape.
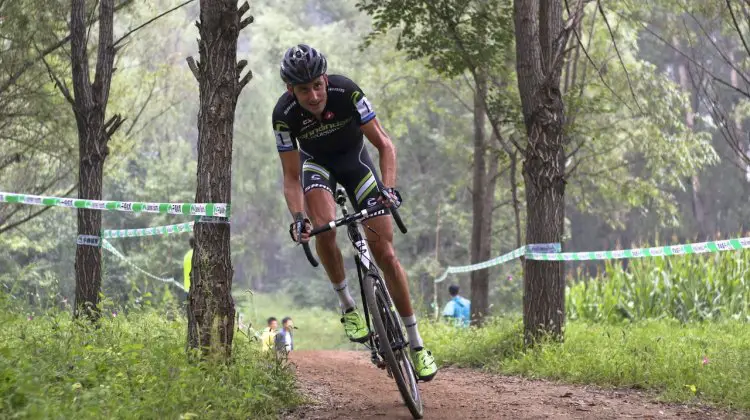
[102,239,186,291]
[103,222,194,239]
[434,247,525,283]
[0,191,229,218]
[435,236,750,283]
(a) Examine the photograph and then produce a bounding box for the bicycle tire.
[362,273,423,419]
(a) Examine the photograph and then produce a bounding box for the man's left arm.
[361,118,397,188]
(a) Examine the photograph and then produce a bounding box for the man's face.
[284,319,294,330]
[289,75,327,116]
[269,320,278,330]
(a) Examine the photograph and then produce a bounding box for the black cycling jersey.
[271,74,387,214]
[272,74,376,158]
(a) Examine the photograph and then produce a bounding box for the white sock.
[401,314,424,350]
[332,279,356,312]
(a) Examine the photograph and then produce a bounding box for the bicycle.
[297,187,424,419]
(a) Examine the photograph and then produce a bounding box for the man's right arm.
[279,151,305,217]
[273,113,304,218]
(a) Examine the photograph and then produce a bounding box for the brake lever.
[295,219,306,245]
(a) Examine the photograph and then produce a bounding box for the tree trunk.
[676,39,707,239]
[509,149,522,249]
[70,0,122,319]
[514,0,577,343]
[469,71,496,326]
[433,202,441,321]
[186,0,253,359]
[729,50,750,181]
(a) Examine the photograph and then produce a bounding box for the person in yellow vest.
[259,317,279,352]
[183,237,195,294]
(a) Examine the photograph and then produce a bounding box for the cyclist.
[272,44,437,381]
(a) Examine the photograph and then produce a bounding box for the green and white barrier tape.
[435,236,750,283]
[0,191,230,217]
[103,222,194,239]
[102,239,186,291]
[434,247,526,283]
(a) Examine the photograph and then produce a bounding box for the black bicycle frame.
[302,188,408,366]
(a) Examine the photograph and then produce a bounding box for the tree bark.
[469,70,497,326]
[70,0,123,319]
[514,0,578,343]
[186,0,252,359]
[509,149,522,249]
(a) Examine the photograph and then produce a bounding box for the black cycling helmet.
[280,44,327,85]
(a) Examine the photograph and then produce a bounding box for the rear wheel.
[363,272,423,419]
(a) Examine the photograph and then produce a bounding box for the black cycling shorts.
[300,144,389,218]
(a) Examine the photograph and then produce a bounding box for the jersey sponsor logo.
[311,174,322,181]
[297,117,352,140]
[283,101,297,115]
[304,183,332,193]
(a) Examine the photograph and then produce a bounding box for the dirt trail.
[281,350,742,420]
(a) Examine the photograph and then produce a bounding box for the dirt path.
[281,350,742,420]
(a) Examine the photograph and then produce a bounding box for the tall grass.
[0,294,301,419]
[567,250,750,323]
[422,318,750,410]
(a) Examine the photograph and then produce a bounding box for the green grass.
[422,317,750,411]
[234,291,358,351]
[0,298,302,419]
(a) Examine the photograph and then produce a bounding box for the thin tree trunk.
[675,38,707,240]
[186,0,253,359]
[434,203,441,321]
[469,70,493,326]
[514,0,579,343]
[70,0,123,319]
[729,50,750,180]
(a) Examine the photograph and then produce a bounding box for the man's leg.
[363,214,438,381]
[361,215,412,317]
[304,188,370,343]
[304,188,345,287]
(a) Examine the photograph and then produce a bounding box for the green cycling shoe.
[340,308,371,343]
[412,348,438,381]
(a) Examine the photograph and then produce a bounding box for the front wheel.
[362,273,423,419]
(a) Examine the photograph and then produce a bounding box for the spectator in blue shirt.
[442,284,471,327]
[274,316,295,354]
